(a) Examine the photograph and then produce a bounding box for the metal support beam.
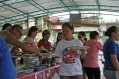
[1,7,119,23]
[56,0,70,12]
[0,18,26,26]
[0,10,38,23]
[26,13,29,31]
[0,15,25,27]
[25,0,52,15]
[1,8,119,25]
[0,15,15,25]
[1,4,119,25]
[0,12,41,26]
[0,15,7,21]
[0,15,7,27]
[69,0,80,13]
[3,1,25,5]
[0,14,27,24]
[95,0,100,12]
[34,18,38,26]
[0,2,25,14]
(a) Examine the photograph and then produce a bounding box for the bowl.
[34,65,46,72]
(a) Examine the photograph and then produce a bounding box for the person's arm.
[5,32,43,61]
[54,41,62,58]
[79,40,86,59]
[80,49,86,59]
[49,42,54,52]
[52,43,56,53]
[110,54,119,71]
[49,42,53,48]
[97,42,103,51]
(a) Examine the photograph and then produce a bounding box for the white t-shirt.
[54,39,83,76]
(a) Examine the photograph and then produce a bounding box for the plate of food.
[71,46,90,50]
[40,49,48,53]
[47,49,52,52]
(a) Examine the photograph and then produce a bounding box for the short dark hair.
[2,23,12,30]
[27,26,38,37]
[42,30,50,37]
[56,32,63,45]
[62,22,74,30]
[10,24,23,30]
[78,31,86,37]
[90,31,99,39]
[105,26,117,37]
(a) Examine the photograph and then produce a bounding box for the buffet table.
[16,65,60,79]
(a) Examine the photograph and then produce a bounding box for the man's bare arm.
[4,32,43,60]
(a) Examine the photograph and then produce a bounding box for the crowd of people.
[0,23,43,79]
[0,22,119,79]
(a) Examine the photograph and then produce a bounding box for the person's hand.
[36,46,45,51]
[80,49,86,59]
[80,49,86,53]
[37,52,43,62]
[100,59,105,64]
[39,46,45,51]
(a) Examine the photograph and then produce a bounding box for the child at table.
[54,22,86,79]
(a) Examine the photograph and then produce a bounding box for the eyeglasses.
[78,36,82,38]
[17,29,22,36]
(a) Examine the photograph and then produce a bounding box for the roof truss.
[0,0,119,25]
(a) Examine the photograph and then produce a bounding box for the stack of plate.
[17,69,26,75]
[34,65,46,72]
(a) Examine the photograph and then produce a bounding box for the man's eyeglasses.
[17,29,22,36]
[78,36,82,38]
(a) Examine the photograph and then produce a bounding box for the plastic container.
[23,54,39,67]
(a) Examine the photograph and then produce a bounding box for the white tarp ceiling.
[0,0,119,26]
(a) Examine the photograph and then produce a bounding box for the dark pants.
[80,58,87,78]
[103,70,116,79]
[84,67,100,79]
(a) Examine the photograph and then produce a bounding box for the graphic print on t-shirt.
[62,46,78,64]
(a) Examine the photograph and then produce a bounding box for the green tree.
[73,34,78,39]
